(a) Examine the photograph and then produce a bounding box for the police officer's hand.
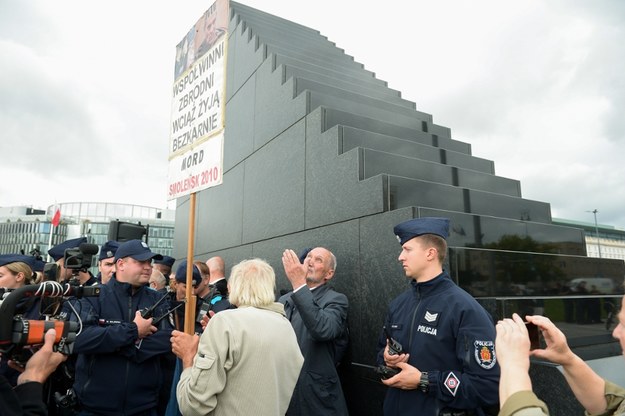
[282,249,307,289]
[381,361,420,390]
[171,330,200,369]
[133,311,157,339]
[383,341,409,367]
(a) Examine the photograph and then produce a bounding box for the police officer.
[0,254,42,386]
[67,239,173,415]
[377,217,499,415]
[96,240,120,284]
[154,255,176,280]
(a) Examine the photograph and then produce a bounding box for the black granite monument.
[173,3,625,414]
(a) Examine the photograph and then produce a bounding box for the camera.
[43,262,60,281]
[64,243,99,273]
[196,286,225,323]
[525,322,541,350]
[0,282,99,360]
[55,388,78,415]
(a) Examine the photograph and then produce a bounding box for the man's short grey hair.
[228,258,276,307]
[150,269,167,288]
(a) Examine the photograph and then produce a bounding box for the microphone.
[79,243,100,255]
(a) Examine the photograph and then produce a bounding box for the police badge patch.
[474,340,496,369]
[444,372,460,396]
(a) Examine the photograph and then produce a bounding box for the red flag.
[51,209,61,227]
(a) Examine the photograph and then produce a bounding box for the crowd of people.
[1,216,625,416]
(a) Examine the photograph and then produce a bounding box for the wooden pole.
[184,192,197,334]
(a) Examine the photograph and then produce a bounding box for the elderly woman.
[171,258,304,416]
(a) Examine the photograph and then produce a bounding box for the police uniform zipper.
[408,285,422,351]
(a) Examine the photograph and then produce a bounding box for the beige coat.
[177,303,304,416]
[499,381,625,416]
[498,391,549,416]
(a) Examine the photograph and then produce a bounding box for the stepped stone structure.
[173,2,625,414]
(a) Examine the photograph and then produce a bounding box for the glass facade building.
[553,218,625,261]
[0,203,175,260]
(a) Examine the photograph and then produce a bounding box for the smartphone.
[525,322,540,350]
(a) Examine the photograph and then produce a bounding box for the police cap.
[154,255,176,268]
[114,240,163,262]
[0,254,37,269]
[394,217,450,245]
[175,260,201,287]
[48,237,88,262]
[99,240,121,261]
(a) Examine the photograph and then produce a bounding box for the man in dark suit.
[279,247,349,416]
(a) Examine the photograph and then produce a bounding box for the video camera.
[64,243,99,274]
[43,243,99,284]
[0,281,100,361]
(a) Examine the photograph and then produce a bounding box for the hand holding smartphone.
[525,322,540,350]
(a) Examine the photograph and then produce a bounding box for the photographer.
[48,238,97,286]
[1,328,68,416]
[496,309,625,416]
[495,314,549,416]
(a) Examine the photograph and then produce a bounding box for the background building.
[553,217,625,261]
[0,203,175,262]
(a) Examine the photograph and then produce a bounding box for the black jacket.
[280,284,349,416]
[377,272,500,415]
[0,376,47,416]
[67,276,173,415]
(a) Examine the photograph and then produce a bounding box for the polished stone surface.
[171,3,625,414]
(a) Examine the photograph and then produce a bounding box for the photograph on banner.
[174,0,229,79]
[167,131,224,200]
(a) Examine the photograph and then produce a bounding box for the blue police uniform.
[0,255,42,386]
[377,217,499,415]
[63,240,174,415]
[377,273,499,415]
[68,276,173,415]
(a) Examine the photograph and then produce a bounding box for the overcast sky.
[1,0,623,229]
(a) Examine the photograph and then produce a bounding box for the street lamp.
[586,209,602,258]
